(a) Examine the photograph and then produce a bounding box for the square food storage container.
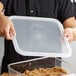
[10,16,72,57]
[8,57,76,76]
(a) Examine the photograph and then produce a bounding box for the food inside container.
[23,66,67,76]
[8,57,76,76]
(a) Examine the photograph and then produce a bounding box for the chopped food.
[1,73,9,76]
[23,66,68,76]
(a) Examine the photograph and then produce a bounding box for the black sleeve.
[73,0,76,17]
[58,0,75,23]
[0,0,7,8]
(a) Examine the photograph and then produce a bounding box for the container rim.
[10,16,72,57]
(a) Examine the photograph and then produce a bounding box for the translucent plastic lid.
[10,16,72,57]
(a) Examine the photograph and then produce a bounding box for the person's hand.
[64,27,76,42]
[0,14,16,40]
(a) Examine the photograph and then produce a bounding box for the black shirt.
[0,0,75,73]
[73,0,76,17]
[1,0,75,22]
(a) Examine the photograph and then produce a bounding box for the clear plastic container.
[10,16,72,57]
[8,57,76,76]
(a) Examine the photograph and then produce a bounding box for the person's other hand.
[0,14,16,40]
[64,28,76,42]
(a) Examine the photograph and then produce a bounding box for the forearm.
[0,2,4,14]
[63,17,76,28]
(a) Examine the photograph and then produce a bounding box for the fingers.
[0,31,4,37]
[64,28,74,42]
[4,27,13,40]
[10,20,16,36]
[0,21,16,40]
[0,14,16,39]
[4,21,16,40]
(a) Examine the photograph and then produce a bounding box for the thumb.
[64,28,73,41]
[64,28,72,36]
